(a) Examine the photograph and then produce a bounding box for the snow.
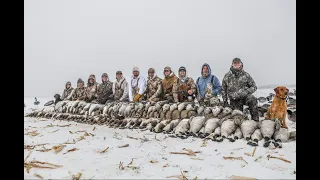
[24,88,296,179]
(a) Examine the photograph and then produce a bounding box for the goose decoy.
[34,97,40,105]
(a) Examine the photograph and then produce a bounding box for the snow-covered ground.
[24,88,296,179]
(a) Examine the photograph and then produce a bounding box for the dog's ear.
[274,87,279,93]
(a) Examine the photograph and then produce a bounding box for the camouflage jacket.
[61,87,74,100]
[145,75,162,100]
[172,77,196,102]
[96,81,113,104]
[162,72,178,97]
[86,74,99,102]
[221,67,257,102]
[72,87,87,101]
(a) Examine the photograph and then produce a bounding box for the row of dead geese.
[25,100,296,148]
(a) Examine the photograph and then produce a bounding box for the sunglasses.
[164,70,170,72]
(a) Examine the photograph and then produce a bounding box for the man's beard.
[202,71,209,77]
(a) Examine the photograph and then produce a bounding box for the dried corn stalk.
[267,154,291,163]
[223,156,248,164]
[63,148,79,155]
[118,144,129,148]
[98,147,109,153]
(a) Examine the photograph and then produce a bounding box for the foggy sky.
[24,0,296,97]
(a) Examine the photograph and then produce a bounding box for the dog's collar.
[276,94,287,100]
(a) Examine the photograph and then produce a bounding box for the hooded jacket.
[61,81,74,100]
[86,74,99,102]
[128,73,147,102]
[95,73,113,104]
[172,69,196,102]
[196,63,221,98]
[221,60,257,102]
[112,76,129,101]
[145,72,162,101]
[72,78,87,101]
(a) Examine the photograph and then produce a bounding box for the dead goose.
[172,119,190,139]
[216,118,236,142]
[170,103,178,111]
[153,120,170,133]
[217,107,232,119]
[259,119,281,147]
[189,116,206,136]
[124,103,135,117]
[197,105,205,115]
[287,109,296,122]
[185,103,196,111]
[83,103,92,111]
[240,120,258,141]
[119,118,130,129]
[258,104,271,117]
[139,118,152,129]
[118,103,128,117]
[209,126,221,140]
[272,128,296,148]
[131,118,143,128]
[233,127,243,140]
[247,128,262,146]
[177,102,187,111]
[163,119,180,134]
[201,118,220,138]
[257,97,267,103]
[211,106,222,117]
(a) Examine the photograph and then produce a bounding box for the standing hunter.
[172,66,197,102]
[128,67,147,102]
[91,73,113,104]
[72,78,87,101]
[86,74,99,103]
[61,81,74,101]
[196,63,222,106]
[221,58,259,121]
[161,66,178,102]
[112,70,129,102]
[144,68,162,102]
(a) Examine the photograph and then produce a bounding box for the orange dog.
[265,86,289,128]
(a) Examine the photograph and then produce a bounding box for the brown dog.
[265,86,289,128]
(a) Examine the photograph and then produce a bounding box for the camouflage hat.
[102,73,108,77]
[148,68,155,73]
[164,66,171,71]
[116,70,122,75]
[232,58,242,63]
[77,78,84,84]
[66,81,71,85]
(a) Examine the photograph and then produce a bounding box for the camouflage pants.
[230,94,259,121]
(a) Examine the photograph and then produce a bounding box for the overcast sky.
[24,0,296,98]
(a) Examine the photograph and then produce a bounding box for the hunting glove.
[237,89,248,99]
[133,94,142,102]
